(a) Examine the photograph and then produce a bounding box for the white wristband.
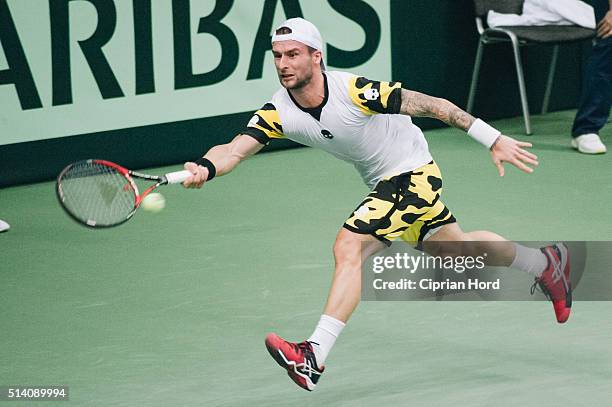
[468,119,501,149]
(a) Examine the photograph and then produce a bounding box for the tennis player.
[182,18,571,391]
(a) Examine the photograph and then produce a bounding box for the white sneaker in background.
[0,219,10,233]
[571,133,607,154]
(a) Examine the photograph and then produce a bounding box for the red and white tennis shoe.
[531,243,572,323]
[265,333,324,391]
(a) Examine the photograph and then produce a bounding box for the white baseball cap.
[271,18,326,70]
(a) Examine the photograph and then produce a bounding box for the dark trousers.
[572,0,612,137]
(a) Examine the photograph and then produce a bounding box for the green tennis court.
[1,110,611,406]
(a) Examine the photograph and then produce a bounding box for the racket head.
[56,159,140,228]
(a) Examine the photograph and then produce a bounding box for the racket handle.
[164,170,193,184]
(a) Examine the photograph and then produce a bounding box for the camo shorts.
[343,161,456,246]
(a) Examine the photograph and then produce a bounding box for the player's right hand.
[490,135,539,177]
[182,162,209,188]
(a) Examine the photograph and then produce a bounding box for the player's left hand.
[490,135,539,176]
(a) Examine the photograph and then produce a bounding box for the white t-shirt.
[242,70,433,188]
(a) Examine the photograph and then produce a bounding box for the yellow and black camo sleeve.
[242,103,285,145]
[348,76,403,115]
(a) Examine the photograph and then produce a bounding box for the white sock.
[510,243,547,277]
[307,314,345,366]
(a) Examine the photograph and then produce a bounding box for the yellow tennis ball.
[141,192,166,213]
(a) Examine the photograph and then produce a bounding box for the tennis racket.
[56,159,192,228]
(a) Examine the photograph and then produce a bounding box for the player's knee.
[333,230,363,271]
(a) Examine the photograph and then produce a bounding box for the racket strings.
[59,161,136,226]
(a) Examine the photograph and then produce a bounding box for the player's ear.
[312,49,322,65]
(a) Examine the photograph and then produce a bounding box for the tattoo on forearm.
[445,106,476,131]
[400,89,439,118]
[400,89,475,131]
